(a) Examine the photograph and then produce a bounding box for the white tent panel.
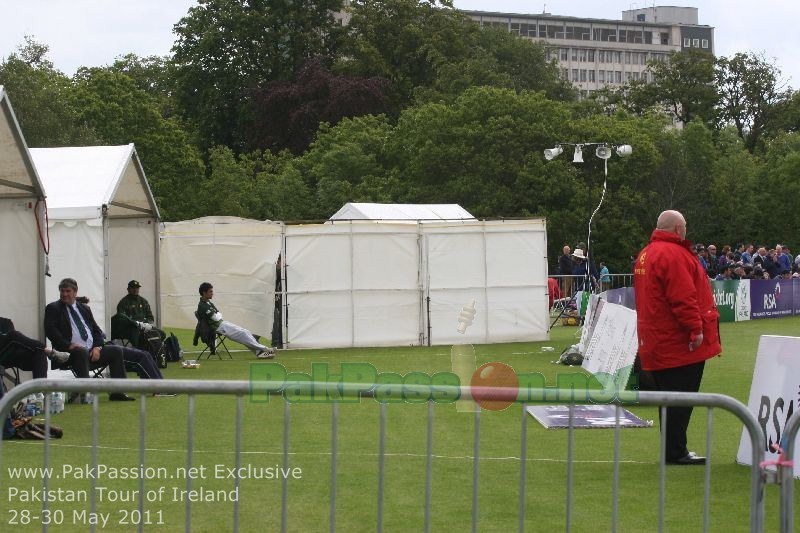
[0,87,46,338]
[330,202,474,221]
[0,200,42,332]
[428,289,489,345]
[159,217,282,334]
[425,232,485,289]
[285,223,422,348]
[44,221,107,331]
[353,290,421,345]
[286,292,354,348]
[108,218,158,325]
[288,233,352,292]
[424,220,548,345]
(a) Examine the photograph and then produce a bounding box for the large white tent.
[0,86,47,337]
[159,217,282,338]
[30,144,160,334]
[285,219,549,347]
[330,202,475,221]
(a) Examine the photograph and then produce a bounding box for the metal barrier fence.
[0,379,771,532]
[549,273,633,298]
[778,409,800,532]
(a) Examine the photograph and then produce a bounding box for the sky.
[0,1,799,89]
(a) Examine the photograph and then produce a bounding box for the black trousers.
[0,331,48,379]
[62,345,127,379]
[651,360,706,461]
[107,344,163,380]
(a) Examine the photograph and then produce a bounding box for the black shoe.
[109,393,136,402]
[667,451,706,465]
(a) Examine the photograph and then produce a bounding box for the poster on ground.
[736,335,800,478]
[527,405,651,429]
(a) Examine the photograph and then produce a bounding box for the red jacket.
[634,229,721,371]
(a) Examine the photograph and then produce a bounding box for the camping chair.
[193,312,232,360]
[110,314,167,368]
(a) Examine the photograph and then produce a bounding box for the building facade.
[463,6,714,98]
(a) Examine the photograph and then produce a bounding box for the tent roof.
[0,86,45,199]
[30,144,159,220]
[330,203,474,221]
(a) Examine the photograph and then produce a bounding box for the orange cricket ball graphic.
[470,362,519,411]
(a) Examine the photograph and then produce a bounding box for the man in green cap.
[112,280,166,364]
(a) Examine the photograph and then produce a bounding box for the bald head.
[656,210,687,239]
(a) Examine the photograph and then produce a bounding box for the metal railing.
[777,409,800,532]
[0,379,770,532]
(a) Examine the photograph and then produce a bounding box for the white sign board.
[737,335,800,477]
[581,301,639,389]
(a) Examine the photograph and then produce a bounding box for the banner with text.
[736,335,800,478]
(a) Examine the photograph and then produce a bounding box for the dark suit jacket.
[44,300,104,352]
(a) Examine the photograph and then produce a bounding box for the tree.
[0,37,100,147]
[171,0,345,151]
[341,1,572,107]
[249,58,392,154]
[71,68,205,220]
[716,52,789,153]
[622,49,718,126]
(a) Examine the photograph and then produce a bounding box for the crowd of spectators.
[693,243,800,281]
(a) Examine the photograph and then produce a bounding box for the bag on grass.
[558,345,584,366]
[164,333,183,362]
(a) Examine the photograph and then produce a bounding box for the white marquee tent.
[0,87,47,337]
[30,144,160,335]
[285,218,549,348]
[330,202,475,221]
[159,217,282,338]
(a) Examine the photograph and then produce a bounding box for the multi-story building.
[463,6,714,98]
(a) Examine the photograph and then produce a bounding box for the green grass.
[1,318,799,532]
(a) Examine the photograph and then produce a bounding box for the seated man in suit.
[1,316,70,378]
[43,277,135,401]
[197,282,275,359]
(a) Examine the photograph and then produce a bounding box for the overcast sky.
[1,1,798,90]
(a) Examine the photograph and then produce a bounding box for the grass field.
[2,317,799,532]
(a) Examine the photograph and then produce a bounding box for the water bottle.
[33,393,45,415]
[49,392,64,414]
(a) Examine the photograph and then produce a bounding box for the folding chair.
[110,314,167,368]
[193,312,232,360]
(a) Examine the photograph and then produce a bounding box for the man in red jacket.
[634,210,722,465]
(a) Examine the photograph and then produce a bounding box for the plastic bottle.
[33,393,45,415]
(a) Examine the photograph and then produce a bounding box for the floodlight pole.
[543,143,632,302]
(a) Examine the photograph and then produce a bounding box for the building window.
[640,53,647,65]
[599,51,605,63]
[607,70,614,83]
[580,69,587,82]
[693,38,700,47]
[561,68,569,80]
[660,32,670,45]
[572,48,578,61]
[560,48,569,61]
[618,30,627,43]
[702,39,709,48]
[615,71,622,83]
[625,71,632,81]
[632,72,640,81]
[588,70,595,82]
[683,37,690,47]
[587,49,595,62]
[572,69,579,82]
[625,52,631,64]
[599,70,605,83]
[615,51,622,63]
[579,49,587,61]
